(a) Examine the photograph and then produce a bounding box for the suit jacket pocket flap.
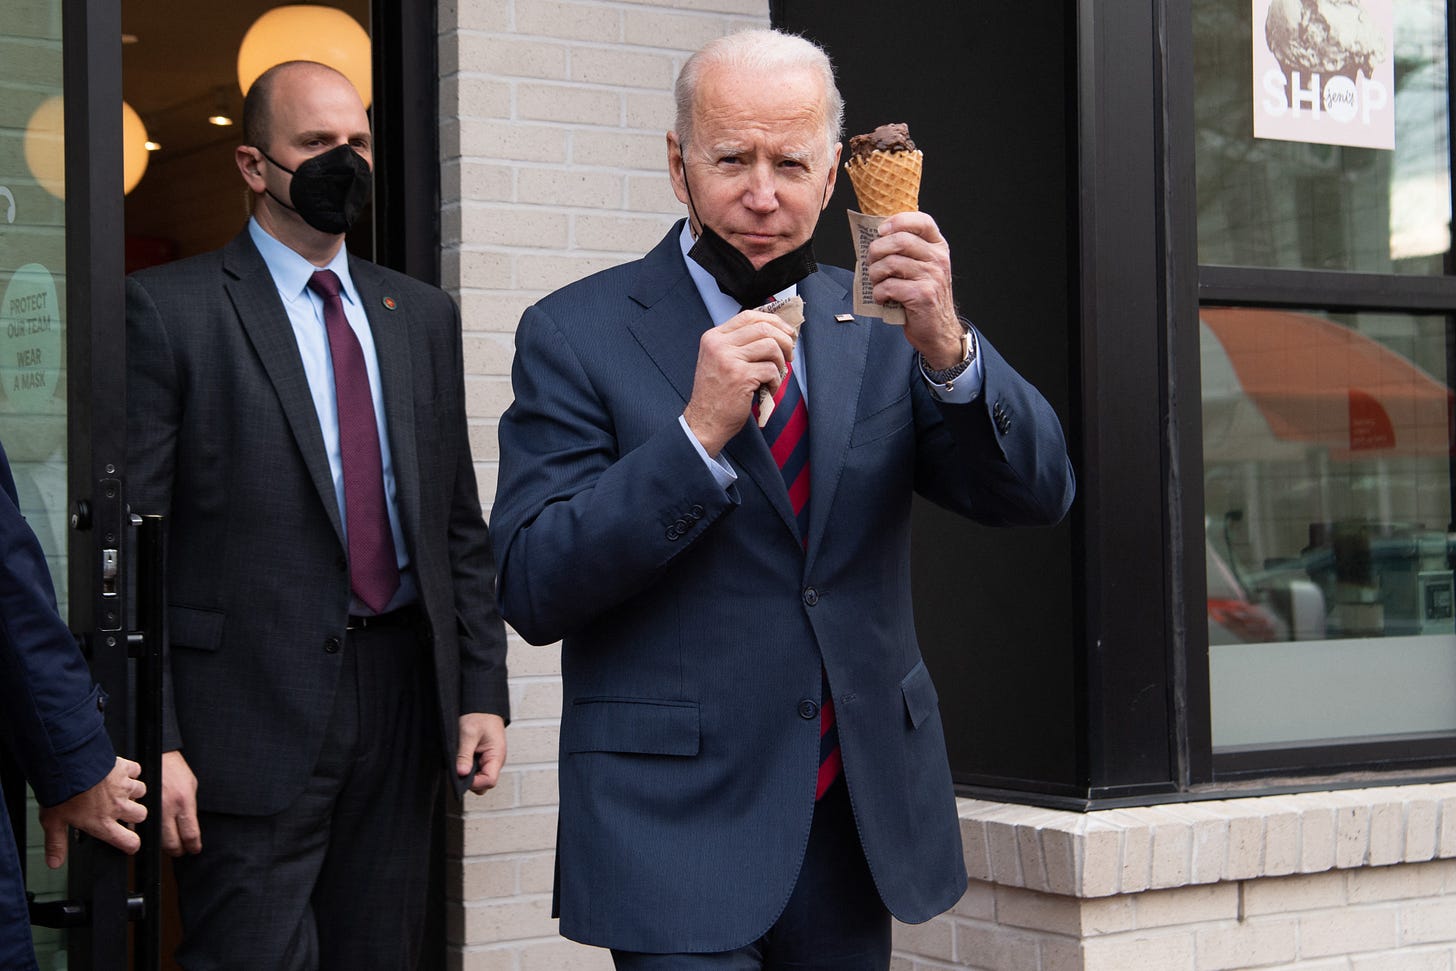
[564,698,700,756]
[168,605,225,652]
[849,390,912,448]
[900,659,939,730]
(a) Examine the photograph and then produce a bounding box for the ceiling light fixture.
[236,5,372,107]
[207,87,234,127]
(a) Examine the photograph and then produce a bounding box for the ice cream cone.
[846,149,922,216]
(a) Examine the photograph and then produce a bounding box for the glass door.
[3,3,78,967]
[3,0,150,968]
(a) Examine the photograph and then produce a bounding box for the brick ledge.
[958,781,1456,898]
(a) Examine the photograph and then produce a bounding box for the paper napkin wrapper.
[847,211,906,326]
[753,294,804,427]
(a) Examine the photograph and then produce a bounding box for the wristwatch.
[919,322,977,390]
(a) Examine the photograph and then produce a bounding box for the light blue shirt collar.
[248,218,359,308]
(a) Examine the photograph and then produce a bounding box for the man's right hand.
[682,310,798,457]
[37,756,147,868]
[161,750,202,856]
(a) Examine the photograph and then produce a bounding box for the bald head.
[243,60,361,153]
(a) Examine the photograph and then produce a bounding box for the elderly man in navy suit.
[0,439,147,971]
[492,28,1074,970]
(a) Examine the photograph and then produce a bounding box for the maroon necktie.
[759,363,841,799]
[308,270,400,613]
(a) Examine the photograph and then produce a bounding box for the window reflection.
[1202,307,1456,749]
[1194,0,1451,273]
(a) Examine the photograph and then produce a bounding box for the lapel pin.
[382,296,398,311]
[834,313,854,323]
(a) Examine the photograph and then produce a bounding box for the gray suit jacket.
[126,229,508,815]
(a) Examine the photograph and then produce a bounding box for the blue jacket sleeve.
[0,442,115,808]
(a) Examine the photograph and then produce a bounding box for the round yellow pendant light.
[236,5,372,107]
[121,100,151,193]
[24,96,152,199]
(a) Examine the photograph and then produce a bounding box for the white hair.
[674,29,844,162]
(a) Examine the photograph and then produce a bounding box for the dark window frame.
[369,0,440,284]
[1164,1,1456,787]
[767,0,1456,810]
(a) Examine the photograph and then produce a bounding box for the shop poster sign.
[0,264,63,410]
[1253,0,1394,150]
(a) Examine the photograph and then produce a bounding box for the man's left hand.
[456,712,507,794]
[865,211,966,369]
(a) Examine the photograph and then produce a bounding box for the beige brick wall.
[891,785,1456,971]
[438,0,768,967]
[890,863,1456,971]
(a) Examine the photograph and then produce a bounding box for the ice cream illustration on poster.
[1253,0,1394,150]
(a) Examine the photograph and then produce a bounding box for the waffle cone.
[846,149,922,216]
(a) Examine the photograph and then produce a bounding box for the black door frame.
[59,0,153,967]
[13,0,441,965]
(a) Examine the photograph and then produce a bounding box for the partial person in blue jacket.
[0,439,147,971]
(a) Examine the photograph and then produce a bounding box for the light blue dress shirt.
[674,221,983,491]
[248,218,415,611]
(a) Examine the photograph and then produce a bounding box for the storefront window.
[1194,0,1451,275]
[1194,0,1456,756]
[1202,306,1454,749]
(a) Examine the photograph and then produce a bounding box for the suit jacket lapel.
[799,270,870,568]
[626,227,800,543]
[352,261,421,553]
[223,233,345,545]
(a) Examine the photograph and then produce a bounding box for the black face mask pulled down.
[257,144,373,235]
[681,168,822,309]
[687,225,818,309]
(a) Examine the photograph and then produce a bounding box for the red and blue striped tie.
[760,363,841,799]
[760,362,810,541]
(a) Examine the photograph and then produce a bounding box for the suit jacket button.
[324,637,342,654]
[798,699,819,720]
[666,525,681,540]
[802,587,818,607]
[689,504,704,519]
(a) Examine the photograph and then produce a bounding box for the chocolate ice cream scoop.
[849,123,916,161]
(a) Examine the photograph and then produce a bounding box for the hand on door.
[161,749,203,856]
[38,756,147,867]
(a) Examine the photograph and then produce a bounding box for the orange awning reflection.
[1201,308,1455,459]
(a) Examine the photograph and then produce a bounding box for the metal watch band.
[920,324,977,386]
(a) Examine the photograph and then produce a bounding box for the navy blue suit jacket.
[0,441,115,970]
[491,224,1074,952]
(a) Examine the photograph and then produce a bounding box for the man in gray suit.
[126,60,508,970]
